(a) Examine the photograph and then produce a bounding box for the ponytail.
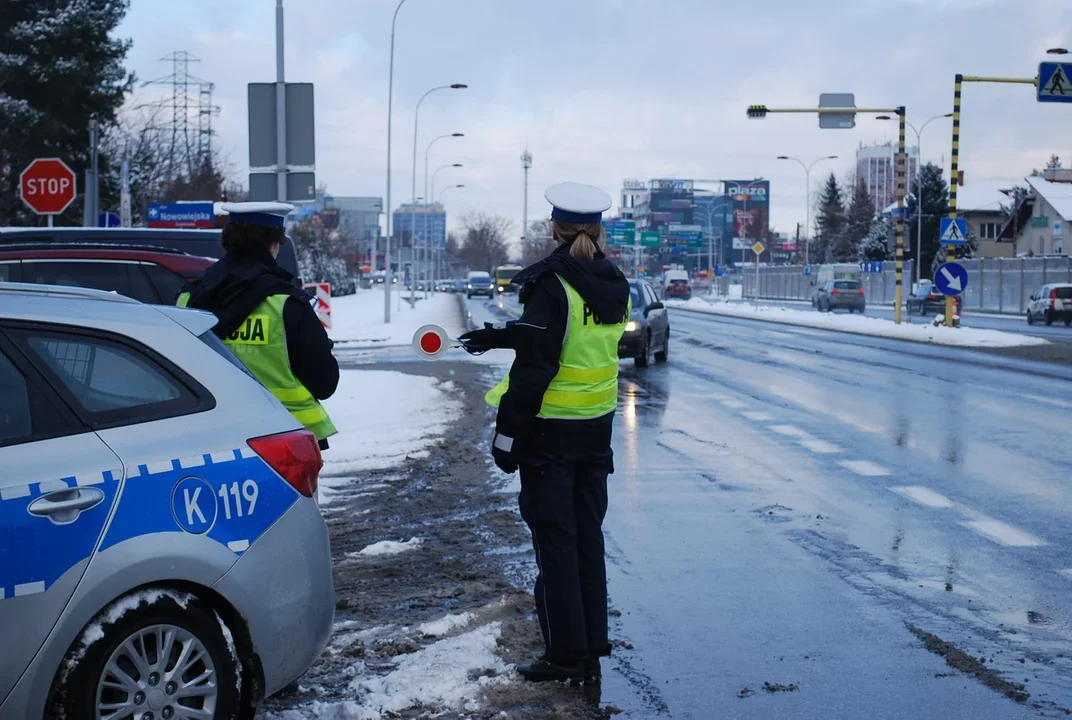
[552,219,606,261]
[570,231,597,260]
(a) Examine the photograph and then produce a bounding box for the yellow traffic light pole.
[747,105,908,324]
[944,75,1037,327]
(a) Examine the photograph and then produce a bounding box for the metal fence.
[715,257,1072,314]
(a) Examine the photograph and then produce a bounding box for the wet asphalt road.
[746,298,1072,344]
[463,293,1072,718]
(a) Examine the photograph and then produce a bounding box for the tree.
[459,212,513,272]
[831,178,873,262]
[1,0,134,225]
[291,218,348,288]
[522,219,556,265]
[860,216,892,261]
[1046,154,1062,171]
[905,163,949,279]
[812,173,845,264]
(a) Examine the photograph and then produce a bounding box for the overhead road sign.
[935,262,968,296]
[939,217,968,245]
[640,231,661,248]
[818,93,856,129]
[1038,62,1072,103]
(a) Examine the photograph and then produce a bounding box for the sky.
[117,0,1071,238]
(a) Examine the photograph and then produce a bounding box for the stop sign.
[20,158,77,215]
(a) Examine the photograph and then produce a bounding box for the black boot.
[517,656,584,682]
[583,656,602,685]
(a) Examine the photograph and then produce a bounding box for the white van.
[662,269,692,300]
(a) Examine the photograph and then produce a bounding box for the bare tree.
[522,219,557,265]
[459,211,514,272]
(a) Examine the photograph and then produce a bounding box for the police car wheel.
[50,591,241,720]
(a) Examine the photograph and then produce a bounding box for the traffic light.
[747,105,769,119]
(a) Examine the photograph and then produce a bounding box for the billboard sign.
[602,219,636,246]
[726,180,770,248]
[622,179,647,190]
[147,202,215,228]
[652,179,693,191]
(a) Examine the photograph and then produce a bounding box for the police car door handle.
[27,488,106,525]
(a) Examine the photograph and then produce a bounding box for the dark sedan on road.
[619,279,669,368]
[907,280,961,316]
[814,279,865,313]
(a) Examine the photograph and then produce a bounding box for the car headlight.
[498,286,504,292]
[467,284,473,288]
[625,320,638,332]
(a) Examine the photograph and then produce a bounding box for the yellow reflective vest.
[178,291,337,441]
[485,274,629,420]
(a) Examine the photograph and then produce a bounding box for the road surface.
[465,293,1072,718]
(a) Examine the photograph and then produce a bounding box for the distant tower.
[144,51,219,176]
[521,149,532,253]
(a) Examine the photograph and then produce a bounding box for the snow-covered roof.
[1026,176,1072,220]
[955,180,1015,214]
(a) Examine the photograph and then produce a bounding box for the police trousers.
[518,459,611,664]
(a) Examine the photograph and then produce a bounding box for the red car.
[0,242,215,304]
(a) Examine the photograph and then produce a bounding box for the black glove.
[459,323,507,354]
[491,431,519,474]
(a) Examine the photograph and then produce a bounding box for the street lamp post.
[431,163,462,201]
[411,85,466,203]
[776,155,837,267]
[439,184,464,202]
[383,0,409,324]
[424,134,464,202]
[878,113,952,284]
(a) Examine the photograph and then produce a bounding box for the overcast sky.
[119,0,1069,237]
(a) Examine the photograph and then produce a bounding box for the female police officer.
[177,202,339,449]
[460,183,630,684]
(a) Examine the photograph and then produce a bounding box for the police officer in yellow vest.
[459,183,630,685]
[177,202,339,449]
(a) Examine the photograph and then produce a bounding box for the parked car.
[0,227,301,281]
[907,280,961,316]
[0,242,216,304]
[662,269,692,300]
[813,279,866,313]
[466,271,494,298]
[1027,283,1072,326]
[619,279,669,368]
[0,282,333,718]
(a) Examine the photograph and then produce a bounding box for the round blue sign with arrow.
[934,262,968,297]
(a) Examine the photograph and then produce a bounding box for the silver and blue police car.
[0,282,334,719]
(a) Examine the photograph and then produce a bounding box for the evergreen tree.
[1,0,134,225]
[860,216,892,261]
[1046,154,1062,170]
[812,173,845,264]
[831,178,873,262]
[907,163,949,279]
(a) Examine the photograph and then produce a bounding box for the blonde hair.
[552,219,606,261]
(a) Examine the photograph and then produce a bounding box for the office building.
[321,194,382,271]
[855,142,919,212]
[393,203,447,250]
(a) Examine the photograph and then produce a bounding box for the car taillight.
[247,429,322,497]
[831,288,840,294]
[857,288,864,295]
[1051,289,1059,307]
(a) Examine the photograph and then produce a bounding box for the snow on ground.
[261,623,510,720]
[417,611,474,637]
[349,538,423,557]
[668,298,1049,348]
[329,288,465,348]
[318,369,461,503]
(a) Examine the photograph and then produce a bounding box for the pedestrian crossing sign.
[1038,62,1072,103]
[939,217,968,246]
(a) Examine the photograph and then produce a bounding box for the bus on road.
[493,264,524,294]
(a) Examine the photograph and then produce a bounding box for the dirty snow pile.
[328,288,465,348]
[667,298,1049,348]
[349,538,423,557]
[261,622,510,720]
[318,369,461,502]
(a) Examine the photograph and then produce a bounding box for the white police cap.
[219,201,296,228]
[544,182,612,224]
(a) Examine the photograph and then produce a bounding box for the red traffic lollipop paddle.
[412,325,458,361]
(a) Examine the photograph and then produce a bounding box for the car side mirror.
[647,301,664,312]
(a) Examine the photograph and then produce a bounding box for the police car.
[0,282,333,719]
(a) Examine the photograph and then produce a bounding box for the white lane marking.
[769,425,809,438]
[799,439,843,454]
[962,520,1045,548]
[0,485,31,501]
[228,539,250,553]
[709,393,731,401]
[14,581,45,597]
[890,486,955,509]
[839,460,891,477]
[762,330,795,338]
[742,411,773,422]
[1018,393,1072,409]
[720,399,748,410]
